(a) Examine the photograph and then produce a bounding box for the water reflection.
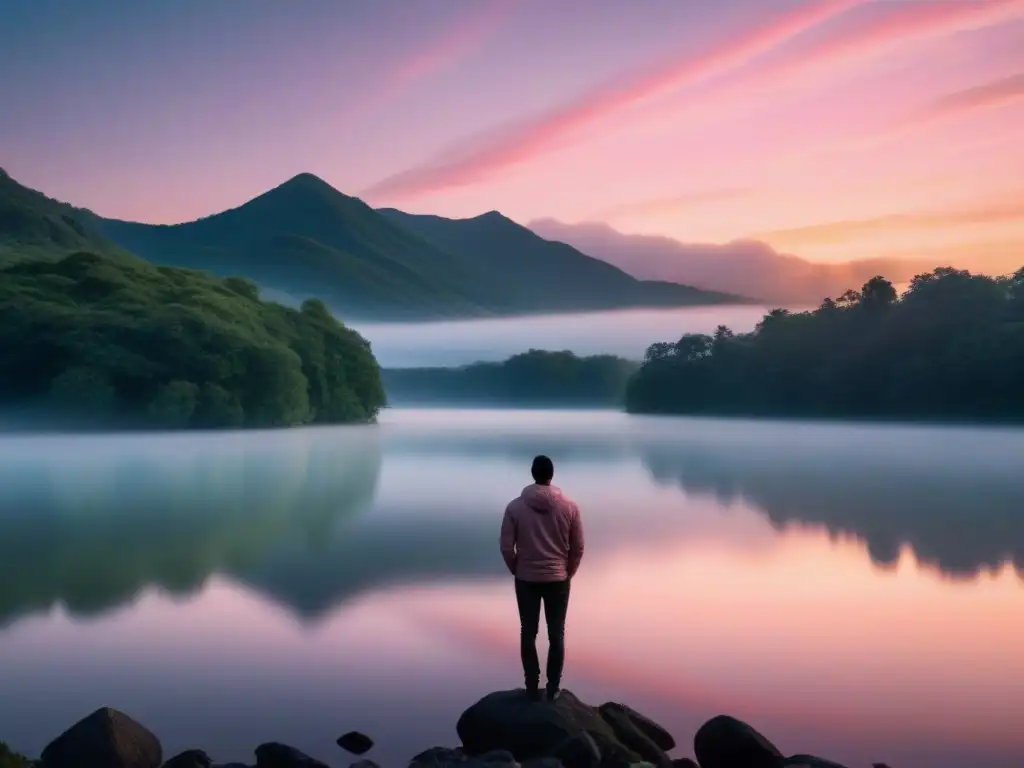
[634,417,1024,580]
[1,412,1022,632]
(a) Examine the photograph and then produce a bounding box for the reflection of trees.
[637,429,1024,581]
[0,428,381,626]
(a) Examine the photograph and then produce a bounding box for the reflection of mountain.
[0,428,382,626]
[636,425,1024,580]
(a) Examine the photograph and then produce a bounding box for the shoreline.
[4,689,889,768]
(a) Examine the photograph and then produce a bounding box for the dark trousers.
[515,577,571,690]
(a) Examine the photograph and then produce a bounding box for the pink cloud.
[911,70,1024,123]
[360,0,868,201]
[341,0,515,121]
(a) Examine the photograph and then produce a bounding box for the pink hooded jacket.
[500,483,584,582]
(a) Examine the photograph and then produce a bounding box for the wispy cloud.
[756,198,1024,249]
[591,187,754,222]
[342,0,515,121]
[908,71,1024,125]
[360,0,868,201]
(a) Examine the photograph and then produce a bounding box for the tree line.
[0,252,386,430]
[626,266,1024,422]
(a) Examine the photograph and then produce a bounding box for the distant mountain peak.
[277,172,336,192]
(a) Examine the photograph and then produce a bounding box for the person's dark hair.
[531,455,554,485]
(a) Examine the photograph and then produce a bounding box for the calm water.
[1,409,1023,768]
[351,305,780,367]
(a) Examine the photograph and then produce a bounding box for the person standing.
[499,455,585,701]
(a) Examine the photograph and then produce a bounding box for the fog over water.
[1,408,1022,768]
[351,305,780,367]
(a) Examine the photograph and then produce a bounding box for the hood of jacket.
[520,483,560,514]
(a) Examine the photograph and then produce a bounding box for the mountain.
[377,208,744,312]
[0,167,134,264]
[528,219,930,306]
[96,173,485,321]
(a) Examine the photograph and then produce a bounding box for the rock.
[456,689,639,767]
[670,761,698,768]
[475,751,518,764]
[337,732,374,756]
[349,762,379,768]
[784,757,849,768]
[596,705,670,768]
[521,760,564,768]
[254,743,328,768]
[693,715,784,768]
[549,732,600,768]
[163,751,212,768]
[597,705,674,753]
[212,763,253,768]
[40,707,163,768]
[410,747,467,766]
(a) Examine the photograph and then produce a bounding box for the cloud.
[909,71,1024,124]
[756,198,1024,249]
[591,187,754,222]
[360,0,867,201]
[341,0,514,120]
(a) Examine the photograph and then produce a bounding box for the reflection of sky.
[1,409,1023,768]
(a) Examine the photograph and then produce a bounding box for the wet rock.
[254,743,328,768]
[598,706,674,753]
[597,705,670,768]
[457,689,638,766]
[162,751,212,768]
[784,757,849,768]
[41,707,162,768]
[693,715,784,768]
[337,732,374,756]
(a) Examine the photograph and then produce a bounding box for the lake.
[1,408,1023,768]
[350,305,782,367]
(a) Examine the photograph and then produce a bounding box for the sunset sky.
[2,0,1023,270]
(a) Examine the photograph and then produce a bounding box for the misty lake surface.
[2,408,1023,768]
[351,305,781,367]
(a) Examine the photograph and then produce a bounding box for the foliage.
[626,266,1024,422]
[0,251,386,429]
[0,742,31,768]
[383,349,639,407]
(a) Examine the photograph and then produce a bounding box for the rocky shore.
[1,689,892,768]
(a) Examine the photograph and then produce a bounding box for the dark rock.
[254,743,328,768]
[596,706,670,768]
[337,732,374,756]
[475,751,518,764]
[162,751,212,768]
[456,689,639,767]
[549,732,601,768]
[40,707,162,768]
[598,705,674,753]
[212,763,253,768]
[521,760,564,768]
[410,747,467,766]
[784,757,849,768]
[693,715,784,768]
[670,761,698,768]
[349,761,379,768]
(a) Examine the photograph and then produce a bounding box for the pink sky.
[2,0,1022,271]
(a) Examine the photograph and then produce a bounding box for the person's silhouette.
[499,455,585,701]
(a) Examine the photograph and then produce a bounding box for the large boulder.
[784,758,849,768]
[456,690,641,768]
[693,715,784,768]
[597,705,674,753]
[40,707,162,768]
[254,744,328,768]
[162,751,211,768]
[595,706,670,768]
[336,733,374,756]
